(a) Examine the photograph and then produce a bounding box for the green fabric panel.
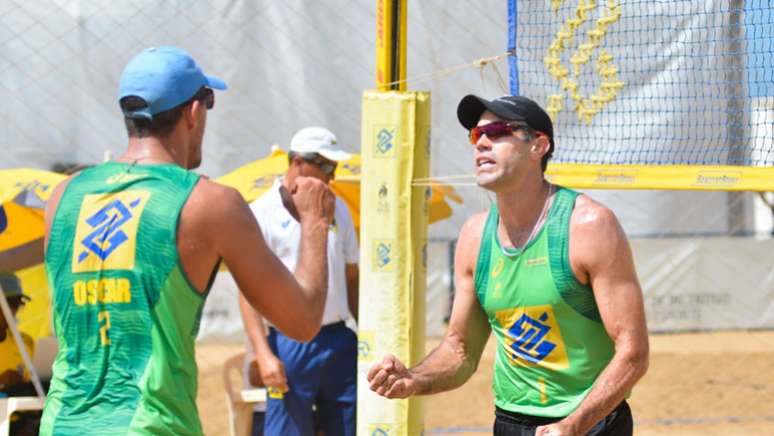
[479,186,615,417]
[128,265,205,436]
[41,162,203,435]
[473,206,499,307]
[547,188,602,322]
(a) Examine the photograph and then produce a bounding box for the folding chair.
[222,353,267,436]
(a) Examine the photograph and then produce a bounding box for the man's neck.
[118,138,185,167]
[495,174,552,248]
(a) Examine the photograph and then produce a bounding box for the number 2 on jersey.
[98,310,111,346]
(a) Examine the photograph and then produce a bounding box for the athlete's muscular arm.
[537,197,649,436]
[367,213,491,398]
[181,177,334,342]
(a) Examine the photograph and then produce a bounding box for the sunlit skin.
[474,111,554,249]
[473,111,543,192]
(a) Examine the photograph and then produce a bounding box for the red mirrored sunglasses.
[468,121,539,145]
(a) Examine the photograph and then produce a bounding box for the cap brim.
[205,75,228,91]
[457,95,488,130]
[318,149,352,162]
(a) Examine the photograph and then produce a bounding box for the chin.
[476,175,498,191]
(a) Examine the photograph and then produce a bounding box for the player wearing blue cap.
[40,46,336,435]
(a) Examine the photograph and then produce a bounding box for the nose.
[475,134,492,152]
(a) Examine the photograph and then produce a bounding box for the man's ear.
[533,135,550,158]
[184,100,202,129]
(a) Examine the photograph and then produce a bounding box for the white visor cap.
[289,127,352,162]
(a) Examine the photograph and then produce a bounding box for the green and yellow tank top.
[474,187,615,418]
[41,162,207,435]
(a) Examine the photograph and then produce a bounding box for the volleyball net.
[509,0,774,190]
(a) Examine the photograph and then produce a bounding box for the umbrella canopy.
[0,169,66,273]
[216,147,463,230]
[0,168,65,340]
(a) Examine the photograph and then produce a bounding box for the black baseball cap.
[457,94,554,148]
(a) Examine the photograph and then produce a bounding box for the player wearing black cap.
[368,94,649,436]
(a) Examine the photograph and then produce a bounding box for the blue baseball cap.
[118,46,227,120]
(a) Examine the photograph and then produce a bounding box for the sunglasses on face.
[301,154,337,175]
[190,87,215,110]
[468,121,536,145]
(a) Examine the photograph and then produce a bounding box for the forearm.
[410,334,479,395]
[239,295,273,357]
[561,347,648,433]
[294,220,330,323]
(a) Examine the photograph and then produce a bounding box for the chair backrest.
[222,353,246,404]
[32,336,58,381]
[222,352,266,436]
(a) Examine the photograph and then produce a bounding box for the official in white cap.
[239,127,359,436]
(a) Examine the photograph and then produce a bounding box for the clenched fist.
[367,354,416,399]
[291,176,335,225]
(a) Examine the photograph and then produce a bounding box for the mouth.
[476,156,496,170]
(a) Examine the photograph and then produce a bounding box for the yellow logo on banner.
[495,305,569,370]
[369,424,393,435]
[358,330,376,362]
[373,126,396,157]
[543,0,624,124]
[72,190,151,272]
[372,239,396,272]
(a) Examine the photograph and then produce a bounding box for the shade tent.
[216,147,463,231]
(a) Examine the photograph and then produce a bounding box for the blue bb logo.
[78,198,140,263]
[376,242,391,268]
[507,312,556,364]
[376,128,394,155]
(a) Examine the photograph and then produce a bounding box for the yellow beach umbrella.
[0,168,65,339]
[0,169,65,272]
[216,148,462,231]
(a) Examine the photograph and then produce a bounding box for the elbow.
[623,342,650,381]
[293,324,321,343]
[283,313,323,342]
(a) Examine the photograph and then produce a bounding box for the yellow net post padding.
[357,90,430,436]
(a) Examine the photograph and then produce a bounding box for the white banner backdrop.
[635,238,774,332]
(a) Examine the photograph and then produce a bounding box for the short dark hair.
[120,87,210,138]
[120,97,186,138]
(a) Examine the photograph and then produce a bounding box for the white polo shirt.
[249,179,359,326]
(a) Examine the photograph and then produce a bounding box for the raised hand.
[291,176,335,225]
[367,354,416,399]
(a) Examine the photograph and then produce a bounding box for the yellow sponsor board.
[546,164,774,191]
[72,191,151,272]
[495,305,570,371]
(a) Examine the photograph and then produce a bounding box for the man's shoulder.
[569,194,625,250]
[455,211,489,266]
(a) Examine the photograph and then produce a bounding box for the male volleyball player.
[368,95,649,435]
[40,46,334,435]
